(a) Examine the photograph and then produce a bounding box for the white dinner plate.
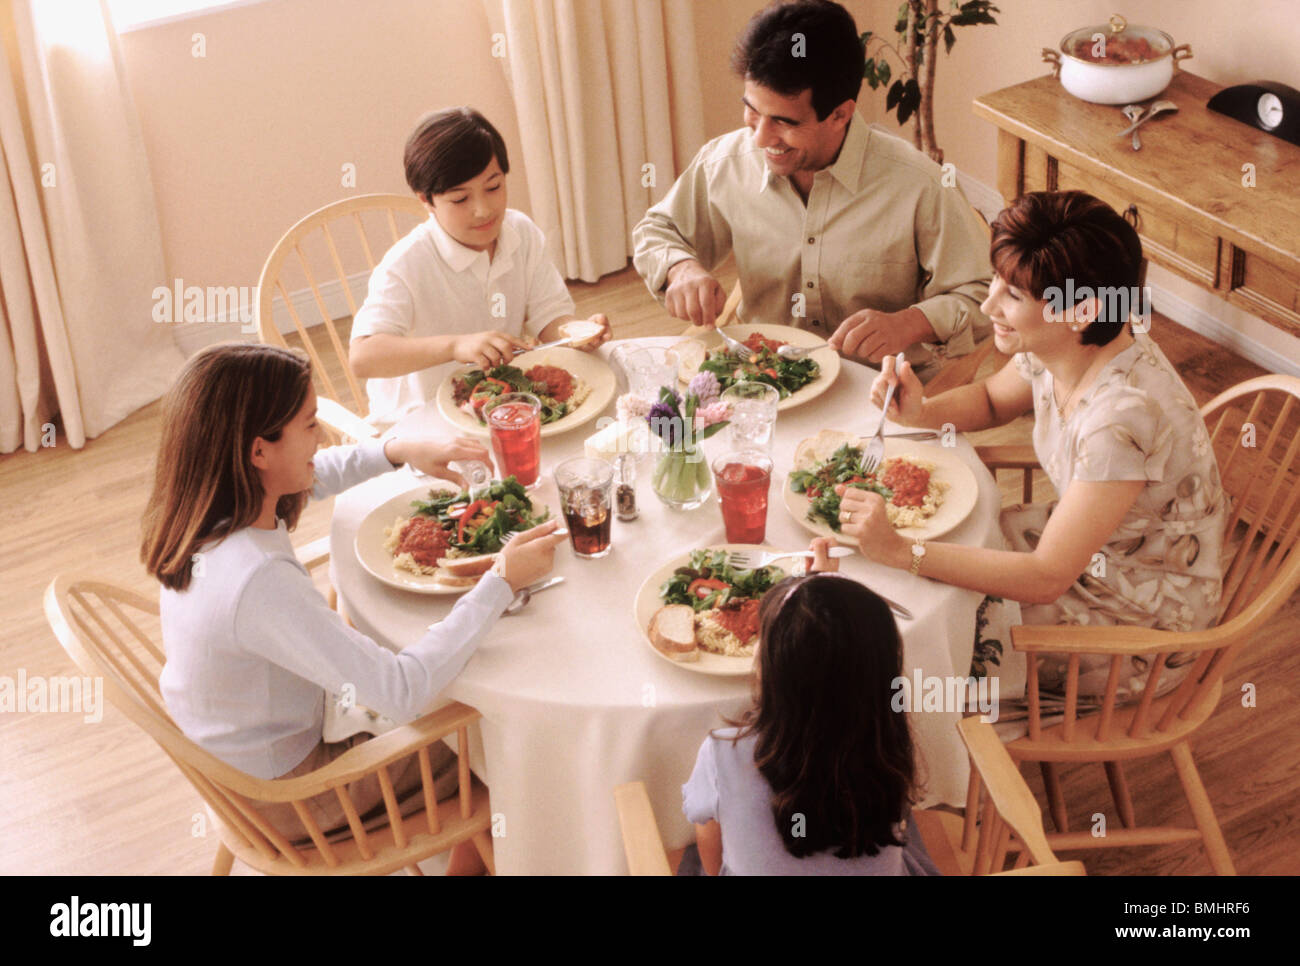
[355,483,485,595]
[634,543,791,677]
[782,438,979,545]
[679,323,841,412]
[435,346,616,438]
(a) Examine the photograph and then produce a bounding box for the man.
[633,0,992,376]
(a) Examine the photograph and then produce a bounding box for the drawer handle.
[1124,204,1141,231]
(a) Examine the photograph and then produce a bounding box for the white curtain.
[0,0,182,453]
[483,0,706,282]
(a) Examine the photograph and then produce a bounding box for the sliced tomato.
[687,577,729,600]
[763,367,778,379]
[806,486,821,498]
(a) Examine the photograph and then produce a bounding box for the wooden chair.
[613,717,1084,876]
[256,194,426,605]
[44,576,495,876]
[256,192,428,437]
[977,374,1300,875]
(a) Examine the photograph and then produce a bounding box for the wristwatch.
[908,539,927,577]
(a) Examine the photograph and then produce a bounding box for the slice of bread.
[437,554,497,578]
[649,604,698,662]
[792,429,861,471]
[669,339,708,385]
[559,319,603,347]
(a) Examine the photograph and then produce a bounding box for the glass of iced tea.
[486,393,542,488]
[554,457,614,559]
[713,450,773,544]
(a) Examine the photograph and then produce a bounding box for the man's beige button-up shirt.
[633,113,993,361]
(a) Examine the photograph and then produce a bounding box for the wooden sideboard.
[973,70,1300,340]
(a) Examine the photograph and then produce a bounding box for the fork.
[859,352,907,475]
[716,327,752,359]
[727,546,854,569]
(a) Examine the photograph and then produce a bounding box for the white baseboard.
[956,172,1300,377]
[170,270,370,356]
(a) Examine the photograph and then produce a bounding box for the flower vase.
[651,444,712,510]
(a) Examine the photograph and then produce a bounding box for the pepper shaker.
[614,453,638,521]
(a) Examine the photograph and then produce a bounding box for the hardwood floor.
[2,264,1295,875]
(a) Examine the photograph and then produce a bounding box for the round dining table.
[330,337,1004,875]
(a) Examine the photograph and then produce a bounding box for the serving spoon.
[1122,104,1143,151]
[1117,100,1178,139]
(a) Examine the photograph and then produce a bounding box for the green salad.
[410,477,549,554]
[698,332,819,399]
[451,363,576,425]
[788,444,894,533]
[660,549,784,612]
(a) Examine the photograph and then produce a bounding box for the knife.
[504,576,566,614]
[513,337,576,356]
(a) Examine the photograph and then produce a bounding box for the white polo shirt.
[350,208,576,424]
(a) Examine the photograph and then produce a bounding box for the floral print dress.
[979,333,1228,711]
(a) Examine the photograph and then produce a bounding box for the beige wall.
[120,0,528,290]
[121,0,1300,361]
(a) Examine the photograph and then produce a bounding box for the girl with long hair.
[682,540,937,875]
[141,342,565,871]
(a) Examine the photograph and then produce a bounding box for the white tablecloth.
[330,339,1003,874]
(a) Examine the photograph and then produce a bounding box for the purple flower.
[688,371,721,406]
[647,401,682,447]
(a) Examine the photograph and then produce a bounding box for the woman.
[141,343,566,871]
[839,191,1226,712]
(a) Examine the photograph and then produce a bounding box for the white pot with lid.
[1042,14,1193,105]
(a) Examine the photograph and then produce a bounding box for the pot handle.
[1042,47,1061,77]
[1109,14,1127,34]
[1172,43,1193,64]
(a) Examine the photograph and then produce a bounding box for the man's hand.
[829,306,936,363]
[452,330,530,370]
[383,436,491,488]
[664,260,727,328]
[496,520,569,593]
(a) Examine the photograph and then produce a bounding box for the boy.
[349,107,610,424]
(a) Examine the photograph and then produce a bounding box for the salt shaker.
[614,453,638,521]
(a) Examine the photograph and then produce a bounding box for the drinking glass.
[486,393,542,488]
[554,457,614,558]
[624,346,680,400]
[721,382,779,453]
[713,450,774,544]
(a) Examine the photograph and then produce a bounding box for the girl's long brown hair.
[726,574,918,860]
[141,343,313,591]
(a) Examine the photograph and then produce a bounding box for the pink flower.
[695,401,731,428]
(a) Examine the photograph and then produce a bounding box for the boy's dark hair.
[727,574,918,860]
[731,0,865,119]
[990,191,1145,347]
[404,107,509,201]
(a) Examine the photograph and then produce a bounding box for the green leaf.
[863,57,878,88]
[943,23,956,53]
[895,1,909,36]
[859,29,873,47]
[876,59,891,87]
[896,78,921,126]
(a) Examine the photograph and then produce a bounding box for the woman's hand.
[496,520,569,593]
[836,486,911,570]
[869,354,926,426]
[807,537,839,574]
[453,330,529,369]
[384,436,491,488]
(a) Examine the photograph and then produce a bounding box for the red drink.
[714,455,773,544]
[488,395,541,488]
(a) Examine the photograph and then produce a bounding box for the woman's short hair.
[727,573,918,859]
[989,190,1145,346]
[731,0,865,119]
[141,343,313,591]
[404,107,509,201]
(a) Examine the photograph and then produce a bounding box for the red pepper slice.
[688,577,729,600]
[763,367,778,379]
[457,500,499,543]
